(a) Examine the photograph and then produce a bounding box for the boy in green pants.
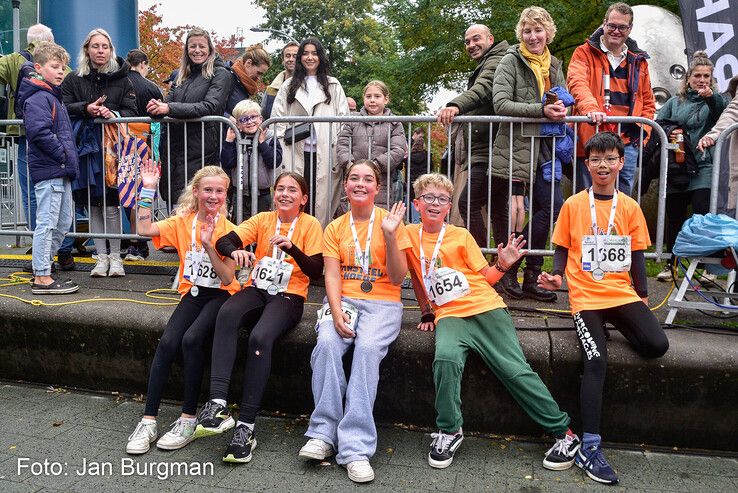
[405,173,579,469]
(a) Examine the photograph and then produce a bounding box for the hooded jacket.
[567,27,656,156]
[446,40,509,169]
[16,63,79,184]
[61,56,137,119]
[491,44,565,182]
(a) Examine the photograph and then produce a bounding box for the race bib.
[426,267,470,306]
[581,235,631,272]
[183,251,221,288]
[252,256,293,293]
[317,301,359,333]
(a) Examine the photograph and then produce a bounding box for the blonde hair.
[364,80,390,98]
[33,42,70,66]
[679,50,715,99]
[242,43,271,68]
[413,173,453,198]
[515,6,557,44]
[232,99,262,119]
[176,166,230,215]
[77,28,119,77]
[176,27,217,87]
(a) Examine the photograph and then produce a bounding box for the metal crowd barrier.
[259,115,670,259]
[0,114,673,261]
[0,116,244,242]
[711,122,738,218]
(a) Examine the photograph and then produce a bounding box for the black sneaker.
[56,253,75,271]
[223,424,256,463]
[428,430,463,469]
[194,400,235,438]
[543,433,581,470]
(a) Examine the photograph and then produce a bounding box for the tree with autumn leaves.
[138,3,241,89]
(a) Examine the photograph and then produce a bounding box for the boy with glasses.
[567,2,655,196]
[221,99,282,219]
[405,173,580,471]
[538,132,668,485]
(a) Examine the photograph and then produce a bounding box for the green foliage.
[256,0,682,114]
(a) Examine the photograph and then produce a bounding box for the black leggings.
[458,168,509,249]
[665,188,710,252]
[209,287,304,423]
[144,287,230,416]
[573,301,669,434]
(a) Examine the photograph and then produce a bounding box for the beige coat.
[704,93,738,210]
[271,76,349,226]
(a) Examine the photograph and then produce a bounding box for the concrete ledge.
[1,280,736,452]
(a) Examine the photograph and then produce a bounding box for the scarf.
[520,43,551,98]
[231,59,262,96]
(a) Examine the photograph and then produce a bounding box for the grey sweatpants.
[306,297,403,464]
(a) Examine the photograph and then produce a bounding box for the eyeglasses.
[605,23,631,33]
[587,156,620,165]
[419,194,451,205]
[237,115,261,124]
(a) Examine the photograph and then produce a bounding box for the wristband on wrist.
[139,188,156,200]
[494,261,508,273]
[552,270,563,278]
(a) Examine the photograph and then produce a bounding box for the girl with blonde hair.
[125,162,240,455]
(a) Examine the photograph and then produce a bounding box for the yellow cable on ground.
[0,272,180,307]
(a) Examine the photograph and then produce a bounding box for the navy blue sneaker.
[575,445,619,485]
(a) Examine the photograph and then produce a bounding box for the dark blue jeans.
[521,167,563,270]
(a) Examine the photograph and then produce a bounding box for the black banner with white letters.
[678,0,738,92]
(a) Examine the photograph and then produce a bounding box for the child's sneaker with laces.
[222,424,257,463]
[428,429,463,469]
[543,432,580,470]
[298,438,334,460]
[195,400,235,438]
[575,444,619,485]
[126,420,158,455]
[156,417,196,450]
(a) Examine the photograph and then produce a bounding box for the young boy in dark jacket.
[16,42,80,294]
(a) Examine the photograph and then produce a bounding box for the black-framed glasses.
[237,115,261,124]
[587,156,620,165]
[419,194,451,205]
[605,23,631,33]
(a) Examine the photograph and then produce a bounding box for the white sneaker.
[126,420,158,455]
[298,438,334,460]
[656,265,673,282]
[701,271,718,283]
[156,418,196,450]
[108,255,126,277]
[90,253,110,277]
[346,460,374,483]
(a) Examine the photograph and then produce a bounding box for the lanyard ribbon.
[419,223,447,294]
[349,207,376,277]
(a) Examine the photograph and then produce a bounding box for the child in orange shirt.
[406,173,580,471]
[126,163,240,455]
[539,132,669,485]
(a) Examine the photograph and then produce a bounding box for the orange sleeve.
[151,215,179,250]
[567,46,602,116]
[551,200,573,249]
[628,202,651,251]
[323,220,341,260]
[465,229,489,272]
[301,216,324,257]
[233,213,261,246]
[395,221,412,251]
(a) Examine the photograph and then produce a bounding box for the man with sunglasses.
[568,2,655,196]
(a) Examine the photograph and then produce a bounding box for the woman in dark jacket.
[224,43,270,117]
[61,28,137,279]
[147,27,232,206]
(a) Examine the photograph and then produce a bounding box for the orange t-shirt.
[323,208,412,302]
[406,223,506,322]
[233,210,323,299]
[552,190,651,314]
[153,211,240,297]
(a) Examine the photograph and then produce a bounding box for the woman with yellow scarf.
[491,6,567,303]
